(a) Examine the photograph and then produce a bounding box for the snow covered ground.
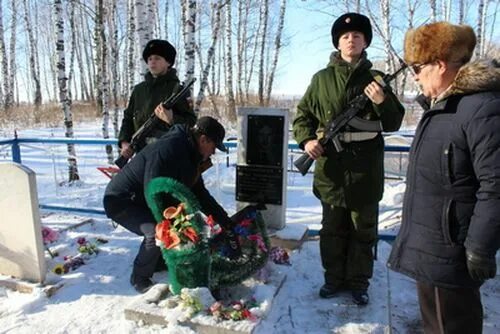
[0,123,498,333]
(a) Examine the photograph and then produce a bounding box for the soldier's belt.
[339,132,379,142]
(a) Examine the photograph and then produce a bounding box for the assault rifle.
[115,78,196,168]
[294,64,408,176]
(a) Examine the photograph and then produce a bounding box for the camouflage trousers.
[319,202,378,290]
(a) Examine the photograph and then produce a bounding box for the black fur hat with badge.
[142,39,176,65]
[331,13,372,49]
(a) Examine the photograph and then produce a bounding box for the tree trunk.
[475,0,484,59]
[68,0,76,102]
[458,0,465,23]
[195,1,222,114]
[0,0,8,109]
[94,0,113,164]
[164,0,169,39]
[236,0,245,103]
[5,0,16,110]
[257,0,269,106]
[126,0,136,95]
[265,0,286,105]
[184,0,196,83]
[224,0,236,119]
[380,0,394,74]
[54,0,79,182]
[108,0,120,138]
[135,0,150,75]
[429,0,437,22]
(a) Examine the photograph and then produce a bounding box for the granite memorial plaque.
[246,115,284,166]
[236,165,283,205]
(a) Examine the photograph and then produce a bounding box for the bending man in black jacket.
[104,116,237,293]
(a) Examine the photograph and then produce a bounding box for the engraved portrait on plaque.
[246,115,284,166]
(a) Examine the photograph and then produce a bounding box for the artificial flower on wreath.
[155,203,201,249]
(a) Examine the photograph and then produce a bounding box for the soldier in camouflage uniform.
[118,39,196,159]
[293,13,404,305]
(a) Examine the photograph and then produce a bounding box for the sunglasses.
[411,63,432,75]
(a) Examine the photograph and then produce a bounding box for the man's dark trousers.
[417,281,483,334]
[106,198,160,280]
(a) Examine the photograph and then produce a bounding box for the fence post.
[12,131,21,164]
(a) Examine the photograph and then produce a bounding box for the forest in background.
[0,0,498,181]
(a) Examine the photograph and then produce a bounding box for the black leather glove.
[465,249,497,281]
[224,229,241,259]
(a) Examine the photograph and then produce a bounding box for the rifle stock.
[294,63,407,176]
[294,153,314,176]
[114,78,197,169]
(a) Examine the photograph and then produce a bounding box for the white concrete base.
[124,268,286,333]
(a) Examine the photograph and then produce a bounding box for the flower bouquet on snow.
[146,177,211,295]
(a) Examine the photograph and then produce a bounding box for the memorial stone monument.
[235,107,288,229]
[0,162,46,283]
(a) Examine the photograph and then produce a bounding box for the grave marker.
[236,108,288,230]
[0,162,46,283]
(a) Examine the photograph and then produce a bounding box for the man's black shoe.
[130,273,154,293]
[155,258,168,272]
[352,290,369,306]
[319,283,342,299]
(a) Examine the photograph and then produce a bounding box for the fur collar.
[444,59,500,98]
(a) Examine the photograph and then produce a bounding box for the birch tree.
[224,0,236,118]
[236,0,248,102]
[54,0,79,182]
[244,4,261,102]
[23,0,42,107]
[475,0,485,58]
[458,0,465,24]
[68,0,77,101]
[4,0,16,109]
[0,0,8,108]
[184,0,196,83]
[257,0,269,106]
[94,0,114,163]
[480,0,489,57]
[380,0,394,73]
[126,0,136,95]
[135,0,151,74]
[265,0,287,105]
[429,0,437,22]
[164,1,169,39]
[194,1,222,114]
[108,0,120,138]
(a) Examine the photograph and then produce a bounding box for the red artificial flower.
[165,230,181,249]
[155,219,171,242]
[206,215,215,228]
[239,218,253,227]
[183,227,199,243]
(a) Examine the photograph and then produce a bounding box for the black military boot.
[319,283,343,299]
[130,273,154,293]
[352,289,369,305]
